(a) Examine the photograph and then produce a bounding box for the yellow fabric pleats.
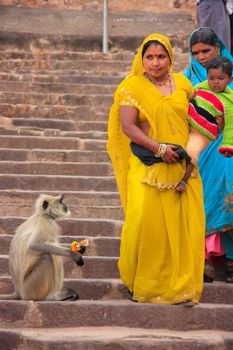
[107,33,205,304]
[118,155,205,304]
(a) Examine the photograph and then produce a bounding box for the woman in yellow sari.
[107,33,205,306]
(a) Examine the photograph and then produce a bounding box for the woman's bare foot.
[176,180,187,192]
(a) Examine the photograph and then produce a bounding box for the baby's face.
[208,68,232,93]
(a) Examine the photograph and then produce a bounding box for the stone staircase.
[0,5,233,350]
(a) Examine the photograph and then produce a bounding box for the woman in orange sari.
[107,34,205,306]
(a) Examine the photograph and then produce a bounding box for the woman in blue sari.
[184,27,233,283]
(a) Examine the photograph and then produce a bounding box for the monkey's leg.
[0,291,20,300]
[23,253,55,301]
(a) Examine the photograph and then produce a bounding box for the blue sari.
[184,29,233,259]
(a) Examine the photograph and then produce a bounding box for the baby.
[176,56,233,192]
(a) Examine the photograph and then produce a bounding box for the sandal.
[204,259,215,283]
[175,300,195,307]
[127,290,138,302]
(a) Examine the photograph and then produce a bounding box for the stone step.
[0,255,119,279]
[0,327,232,350]
[0,174,117,192]
[0,148,110,162]
[12,117,78,131]
[0,81,116,95]
[0,127,108,140]
[12,117,79,131]
[0,299,232,331]
[0,235,120,257]
[0,50,134,61]
[0,104,108,120]
[0,59,131,73]
[0,125,108,139]
[0,135,107,150]
[1,276,233,305]
[0,72,122,85]
[0,216,122,237]
[0,92,113,107]
[0,161,113,176]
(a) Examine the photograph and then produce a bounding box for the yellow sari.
[107,34,205,304]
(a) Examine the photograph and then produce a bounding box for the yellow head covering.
[130,33,174,78]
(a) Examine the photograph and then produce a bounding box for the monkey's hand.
[70,251,84,267]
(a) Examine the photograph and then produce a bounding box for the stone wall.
[0,0,195,13]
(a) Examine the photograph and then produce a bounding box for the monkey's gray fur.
[0,194,83,301]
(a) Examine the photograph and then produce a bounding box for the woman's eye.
[202,49,210,54]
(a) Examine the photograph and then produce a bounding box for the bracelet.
[154,143,167,158]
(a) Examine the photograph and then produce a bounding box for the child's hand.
[223,151,233,157]
[216,116,225,131]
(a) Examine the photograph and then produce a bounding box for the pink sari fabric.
[205,233,225,259]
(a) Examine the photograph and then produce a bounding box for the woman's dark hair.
[142,40,169,58]
[190,27,218,48]
[206,56,233,77]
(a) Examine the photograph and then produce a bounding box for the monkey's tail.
[0,291,20,300]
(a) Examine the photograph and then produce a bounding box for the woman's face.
[191,43,219,67]
[142,44,171,81]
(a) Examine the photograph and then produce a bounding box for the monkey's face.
[37,194,71,220]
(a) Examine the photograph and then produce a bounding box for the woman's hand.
[162,144,179,163]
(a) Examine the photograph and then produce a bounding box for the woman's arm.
[120,106,179,163]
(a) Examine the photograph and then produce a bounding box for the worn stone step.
[0,148,110,162]
[0,59,131,73]
[0,299,232,331]
[0,104,108,120]
[0,72,122,85]
[0,161,112,175]
[1,327,232,350]
[1,276,233,305]
[0,255,119,279]
[0,161,113,176]
[12,118,77,131]
[0,135,106,150]
[0,234,120,257]
[0,81,116,95]
[0,216,122,237]
[0,127,108,140]
[0,50,134,61]
[0,174,117,192]
[0,92,113,107]
[3,326,233,350]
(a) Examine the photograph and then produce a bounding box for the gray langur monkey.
[0,194,84,301]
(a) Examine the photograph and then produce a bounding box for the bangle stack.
[154,143,167,158]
